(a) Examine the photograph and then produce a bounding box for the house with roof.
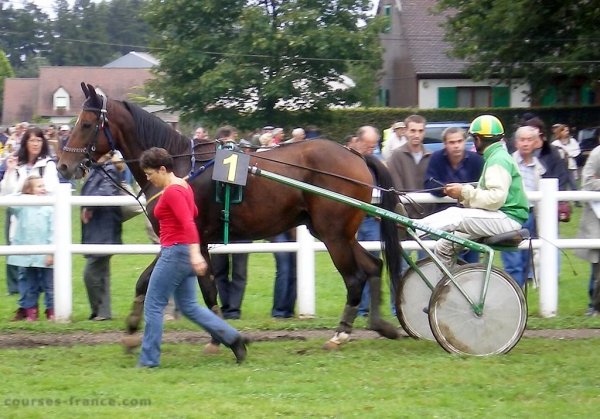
[376,0,530,109]
[1,51,178,127]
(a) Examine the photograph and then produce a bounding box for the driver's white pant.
[418,207,522,267]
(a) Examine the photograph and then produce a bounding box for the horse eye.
[82,122,92,129]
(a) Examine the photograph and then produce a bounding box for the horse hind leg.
[197,253,223,354]
[122,258,157,352]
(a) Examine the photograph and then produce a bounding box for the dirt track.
[1,328,599,348]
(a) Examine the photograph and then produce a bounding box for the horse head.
[57,82,117,179]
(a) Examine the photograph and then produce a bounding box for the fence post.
[296,225,315,318]
[538,178,558,317]
[54,183,72,322]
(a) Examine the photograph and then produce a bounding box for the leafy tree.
[435,0,600,101]
[0,2,51,75]
[0,49,16,117]
[144,0,384,122]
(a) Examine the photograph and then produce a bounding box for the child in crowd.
[9,175,55,321]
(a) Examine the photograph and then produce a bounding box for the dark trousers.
[272,232,297,318]
[212,252,248,319]
[83,256,112,319]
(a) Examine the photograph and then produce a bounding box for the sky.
[8,0,378,15]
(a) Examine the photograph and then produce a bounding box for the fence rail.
[1,180,599,321]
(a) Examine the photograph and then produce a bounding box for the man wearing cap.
[382,121,407,160]
[418,115,529,268]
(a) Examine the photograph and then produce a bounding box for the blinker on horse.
[57,82,403,350]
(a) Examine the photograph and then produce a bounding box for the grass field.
[0,204,599,418]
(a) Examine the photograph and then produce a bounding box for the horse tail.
[364,155,402,279]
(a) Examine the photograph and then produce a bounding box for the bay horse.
[57,82,402,350]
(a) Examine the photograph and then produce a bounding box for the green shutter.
[492,86,510,107]
[438,87,457,108]
[581,85,593,105]
[540,86,557,106]
[383,5,391,33]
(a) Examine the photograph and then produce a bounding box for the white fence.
[1,179,599,322]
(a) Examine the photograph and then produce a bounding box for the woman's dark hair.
[140,147,174,172]
[17,127,50,165]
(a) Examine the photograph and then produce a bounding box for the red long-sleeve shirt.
[154,184,200,246]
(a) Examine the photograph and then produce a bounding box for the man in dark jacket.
[81,152,123,321]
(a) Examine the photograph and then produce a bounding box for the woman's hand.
[191,255,208,276]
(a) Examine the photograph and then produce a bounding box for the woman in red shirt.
[137,147,248,367]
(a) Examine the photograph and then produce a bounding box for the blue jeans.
[501,211,535,288]
[272,232,296,318]
[18,267,53,309]
[139,245,241,367]
[357,216,381,315]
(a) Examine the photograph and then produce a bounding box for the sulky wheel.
[395,258,445,341]
[428,264,527,356]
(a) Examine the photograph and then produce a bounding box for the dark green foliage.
[434,0,600,102]
[144,0,384,122]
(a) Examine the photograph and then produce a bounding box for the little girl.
[9,175,55,321]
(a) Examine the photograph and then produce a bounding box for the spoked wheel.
[428,264,527,356]
[395,258,446,341]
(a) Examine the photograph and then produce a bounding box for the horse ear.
[87,83,98,102]
[81,82,89,98]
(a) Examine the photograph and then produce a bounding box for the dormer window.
[53,87,71,111]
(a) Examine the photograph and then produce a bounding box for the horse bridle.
[62,95,116,167]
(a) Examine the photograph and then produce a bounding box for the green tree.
[0,49,16,118]
[435,0,600,101]
[0,2,51,75]
[144,0,384,122]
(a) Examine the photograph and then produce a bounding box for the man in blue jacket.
[81,152,123,321]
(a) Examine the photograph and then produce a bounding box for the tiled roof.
[2,66,153,124]
[103,51,159,68]
[399,0,466,75]
[36,66,153,115]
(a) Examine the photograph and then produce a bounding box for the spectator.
[424,126,484,263]
[211,125,250,320]
[552,123,581,197]
[344,134,358,148]
[285,127,306,143]
[137,147,248,367]
[9,175,54,321]
[272,128,285,145]
[523,117,570,190]
[386,114,435,219]
[575,145,600,316]
[353,126,384,316]
[257,132,274,150]
[1,127,60,297]
[382,121,407,160]
[4,122,28,155]
[44,124,60,158]
[270,128,308,318]
[193,126,209,144]
[80,152,124,321]
[271,229,297,318]
[501,126,544,288]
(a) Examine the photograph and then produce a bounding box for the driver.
[417,115,529,268]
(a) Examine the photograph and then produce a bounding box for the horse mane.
[121,101,189,153]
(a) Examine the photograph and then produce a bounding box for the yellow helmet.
[469,115,504,140]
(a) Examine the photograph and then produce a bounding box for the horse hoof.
[121,334,142,352]
[369,320,400,340]
[203,342,220,355]
[322,332,350,350]
[322,340,341,351]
